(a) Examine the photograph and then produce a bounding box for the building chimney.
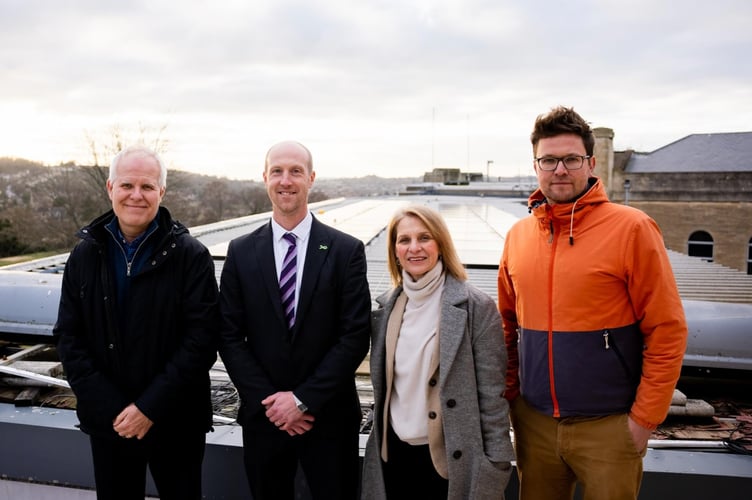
[593,127,615,197]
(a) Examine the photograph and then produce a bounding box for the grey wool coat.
[361,273,513,499]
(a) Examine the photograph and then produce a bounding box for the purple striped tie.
[279,233,297,329]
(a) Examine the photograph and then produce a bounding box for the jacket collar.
[528,177,608,246]
[77,206,186,244]
[527,176,603,214]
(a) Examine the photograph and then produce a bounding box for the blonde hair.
[385,204,467,286]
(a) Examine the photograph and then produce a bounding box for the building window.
[687,231,714,262]
[748,237,752,275]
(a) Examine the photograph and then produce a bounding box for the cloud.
[0,0,750,180]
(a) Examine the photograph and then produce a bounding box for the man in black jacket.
[54,145,218,500]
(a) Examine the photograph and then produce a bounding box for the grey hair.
[109,145,167,188]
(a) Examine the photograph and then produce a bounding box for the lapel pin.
[319,245,328,250]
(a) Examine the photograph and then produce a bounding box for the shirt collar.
[271,211,313,244]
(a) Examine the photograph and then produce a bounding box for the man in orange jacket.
[498,106,688,500]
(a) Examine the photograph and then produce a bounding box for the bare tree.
[237,185,272,215]
[85,122,169,166]
[29,166,103,248]
[82,123,170,208]
[201,180,230,223]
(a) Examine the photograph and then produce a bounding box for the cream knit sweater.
[389,261,445,444]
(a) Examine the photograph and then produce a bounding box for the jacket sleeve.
[217,238,278,418]
[471,289,514,465]
[54,246,130,426]
[497,239,520,402]
[134,241,219,423]
[626,217,688,429]
[294,238,372,413]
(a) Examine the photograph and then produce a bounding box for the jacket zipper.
[109,227,158,277]
[546,215,561,417]
[603,330,638,384]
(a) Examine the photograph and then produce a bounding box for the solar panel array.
[4,194,752,309]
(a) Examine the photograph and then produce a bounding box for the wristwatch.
[293,393,308,413]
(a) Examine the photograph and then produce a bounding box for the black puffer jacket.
[54,206,218,438]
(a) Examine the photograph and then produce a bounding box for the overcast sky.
[1,0,750,180]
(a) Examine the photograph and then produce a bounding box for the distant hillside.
[312,175,418,197]
[0,157,418,257]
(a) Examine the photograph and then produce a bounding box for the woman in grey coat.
[361,204,513,500]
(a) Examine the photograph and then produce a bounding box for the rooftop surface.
[627,131,752,173]
[1,192,751,498]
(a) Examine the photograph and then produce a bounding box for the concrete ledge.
[2,404,752,499]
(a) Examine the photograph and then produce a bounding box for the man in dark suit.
[218,141,372,500]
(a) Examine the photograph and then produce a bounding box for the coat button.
[428,411,437,419]
[162,250,167,256]
[452,450,462,459]
[428,378,437,387]
[447,399,457,408]
[108,343,114,349]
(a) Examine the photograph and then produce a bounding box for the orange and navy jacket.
[497,177,688,430]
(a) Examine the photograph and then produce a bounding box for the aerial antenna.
[432,107,436,167]
[466,113,470,170]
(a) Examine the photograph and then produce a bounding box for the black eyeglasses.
[535,155,591,171]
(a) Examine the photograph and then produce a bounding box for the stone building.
[594,129,752,273]
[422,167,484,185]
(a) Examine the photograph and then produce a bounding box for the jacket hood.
[527,177,609,245]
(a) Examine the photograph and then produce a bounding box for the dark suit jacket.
[218,215,372,434]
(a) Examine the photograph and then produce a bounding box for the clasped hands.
[113,403,153,440]
[262,391,315,436]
